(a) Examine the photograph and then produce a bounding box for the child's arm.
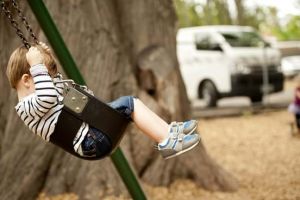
[26,47,58,111]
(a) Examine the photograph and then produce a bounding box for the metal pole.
[27,0,147,199]
[262,43,270,105]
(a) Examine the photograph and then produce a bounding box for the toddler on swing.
[6,42,200,159]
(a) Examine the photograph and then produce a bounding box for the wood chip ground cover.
[38,110,300,200]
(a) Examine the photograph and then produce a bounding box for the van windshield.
[219,31,266,47]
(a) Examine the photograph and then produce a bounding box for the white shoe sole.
[164,139,200,160]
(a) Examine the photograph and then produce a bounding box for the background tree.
[272,15,300,40]
[174,0,232,27]
[174,0,203,27]
[0,0,238,199]
[234,0,246,25]
[174,0,300,40]
[214,0,232,25]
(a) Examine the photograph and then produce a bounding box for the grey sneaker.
[158,131,200,159]
[169,120,198,135]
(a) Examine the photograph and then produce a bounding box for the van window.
[195,33,222,51]
[195,34,210,50]
[220,31,265,47]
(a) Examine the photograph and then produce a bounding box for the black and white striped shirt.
[15,64,88,155]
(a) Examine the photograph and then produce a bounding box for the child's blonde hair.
[6,44,58,89]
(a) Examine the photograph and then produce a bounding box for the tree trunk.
[215,0,232,25]
[234,0,246,25]
[0,0,238,199]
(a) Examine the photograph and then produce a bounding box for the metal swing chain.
[0,0,38,49]
[0,0,30,48]
[11,0,39,45]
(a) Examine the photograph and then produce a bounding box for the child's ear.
[21,74,32,88]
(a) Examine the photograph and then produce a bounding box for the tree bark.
[0,0,238,199]
[234,0,246,25]
[215,0,232,25]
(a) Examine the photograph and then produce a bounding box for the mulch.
[38,110,300,200]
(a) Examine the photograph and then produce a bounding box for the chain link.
[0,0,39,49]
[11,0,39,45]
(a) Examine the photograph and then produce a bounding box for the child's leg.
[131,98,169,143]
[109,96,200,159]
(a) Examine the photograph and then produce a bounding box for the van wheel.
[200,81,218,107]
[250,95,263,103]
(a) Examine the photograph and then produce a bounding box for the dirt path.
[144,110,300,200]
[38,110,300,200]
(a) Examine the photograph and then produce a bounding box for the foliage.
[174,0,232,27]
[174,0,300,40]
[174,0,203,27]
[272,16,300,40]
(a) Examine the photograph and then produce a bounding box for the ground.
[38,109,300,200]
[145,110,300,200]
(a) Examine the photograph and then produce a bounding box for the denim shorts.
[81,96,135,158]
[107,96,135,121]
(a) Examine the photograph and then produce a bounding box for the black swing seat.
[50,84,130,160]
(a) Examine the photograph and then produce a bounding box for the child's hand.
[26,47,44,66]
[39,42,51,53]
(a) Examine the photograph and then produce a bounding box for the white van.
[177,25,284,107]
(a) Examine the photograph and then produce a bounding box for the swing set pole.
[27,0,147,199]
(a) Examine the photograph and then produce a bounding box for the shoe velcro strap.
[169,121,184,134]
[170,132,185,151]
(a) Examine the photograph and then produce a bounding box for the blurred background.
[175,0,300,40]
[175,0,300,114]
[172,1,300,199]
